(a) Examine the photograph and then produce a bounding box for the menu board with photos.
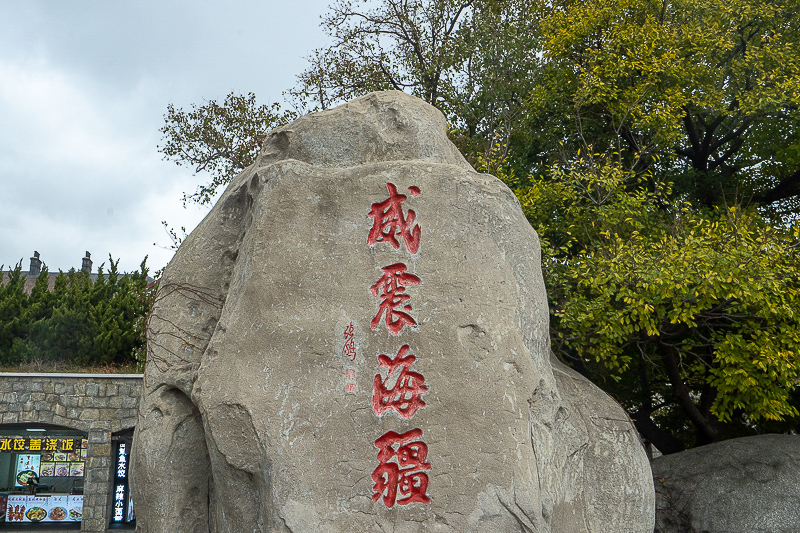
[6,494,83,523]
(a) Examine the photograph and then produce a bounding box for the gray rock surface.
[132,90,654,532]
[652,434,800,533]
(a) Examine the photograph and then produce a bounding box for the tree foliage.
[0,258,153,368]
[509,0,800,450]
[518,162,800,451]
[159,92,288,206]
[523,0,800,211]
[295,0,542,171]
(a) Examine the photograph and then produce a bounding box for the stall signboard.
[6,494,83,523]
[111,440,132,523]
[0,437,86,453]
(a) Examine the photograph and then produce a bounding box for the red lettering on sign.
[372,428,431,508]
[342,322,357,361]
[367,183,421,254]
[373,344,428,419]
[370,263,421,335]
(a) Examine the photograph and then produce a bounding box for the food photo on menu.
[49,505,67,521]
[39,462,56,477]
[69,462,84,477]
[54,462,70,477]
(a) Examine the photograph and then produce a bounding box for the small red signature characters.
[373,344,428,419]
[371,428,431,508]
[345,368,357,394]
[368,183,421,254]
[370,263,421,335]
[342,322,357,361]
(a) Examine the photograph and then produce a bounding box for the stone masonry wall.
[0,373,142,532]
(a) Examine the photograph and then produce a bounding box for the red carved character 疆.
[371,428,431,507]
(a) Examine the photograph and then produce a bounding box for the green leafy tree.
[0,257,153,368]
[295,0,543,171]
[518,162,800,451]
[159,92,288,206]
[521,0,800,211]
[0,264,33,364]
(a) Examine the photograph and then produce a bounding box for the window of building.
[0,424,85,529]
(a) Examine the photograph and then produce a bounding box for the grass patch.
[0,360,141,374]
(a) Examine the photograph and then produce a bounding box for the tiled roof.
[1,271,104,294]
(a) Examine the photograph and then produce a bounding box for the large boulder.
[132,90,654,532]
[652,434,800,533]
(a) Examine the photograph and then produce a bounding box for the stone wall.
[0,373,142,532]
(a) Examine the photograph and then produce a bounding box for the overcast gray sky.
[0,0,332,274]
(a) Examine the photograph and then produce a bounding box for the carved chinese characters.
[370,264,421,334]
[366,183,431,508]
[342,322,357,394]
[371,429,431,507]
[372,344,429,419]
[367,183,421,253]
[342,322,356,361]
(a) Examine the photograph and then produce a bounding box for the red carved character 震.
[370,263,421,335]
[371,428,431,507]
[373,344,428,419]
[367,183,421,254]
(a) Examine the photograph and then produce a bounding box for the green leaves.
[526,0,800,209]
[519,162,800,447]
[158,92,289,206]
[0,257,154,368]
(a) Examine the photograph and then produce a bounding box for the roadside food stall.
[0,429,85,526]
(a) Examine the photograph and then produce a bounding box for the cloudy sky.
[0,0,332,274]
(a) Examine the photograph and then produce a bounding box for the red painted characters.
[365,182,432,508]
[342,322,357,361]
[367,182,421,254]
[370,263,421,335]
[371,428,431,508]
[373,344,428,419]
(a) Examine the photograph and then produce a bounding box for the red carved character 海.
[373,344,428,419]
[371,428,431,507]
[370,263,421,335]
[367,183,421,254]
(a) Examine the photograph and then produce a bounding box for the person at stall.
[26,473,39,495]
